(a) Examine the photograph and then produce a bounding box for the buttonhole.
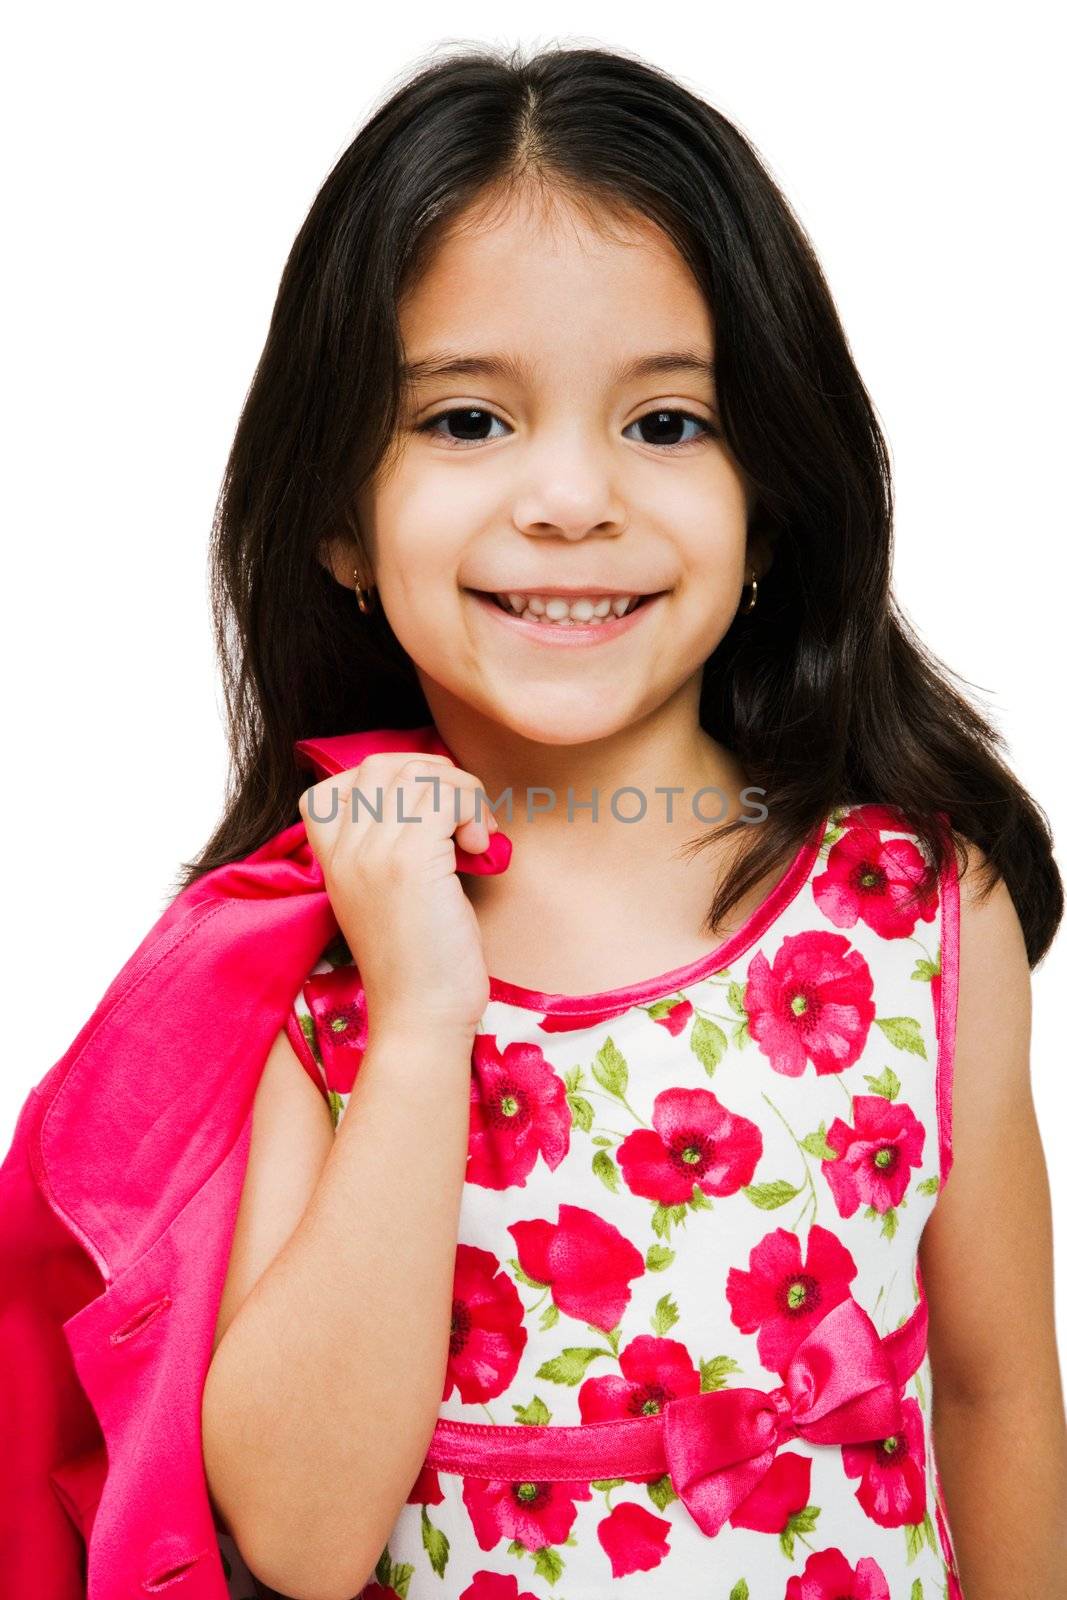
[142,1548,208,1590]
[110,1294,172,1344]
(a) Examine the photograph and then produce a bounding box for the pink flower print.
[445,1244,527,1404]
[813,819,938,940]
[467,1035,571,1189]
[508,1205,645,1332]
[617,1088,763,1206]
[785,1547,890,1599]
[726,1224,858,1375]
[458,1574,542,1600]
[822,1096,926,1217]
[597,1499,672,1576]
[729,1449,812,1534]
[537,1005,631,1033]
[302,967,369,1094]
[646,996,694,1035]
[841,1395,927,1528]
[840,802,915,835]
[405,1462,444,1505]
[578,1334,701,1425]
[745,931,875,1077]
[463,1475,593,1552]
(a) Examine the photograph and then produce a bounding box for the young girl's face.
[336,183,767,747]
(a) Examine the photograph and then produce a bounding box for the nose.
[511,439,628,543]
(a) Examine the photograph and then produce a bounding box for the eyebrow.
[399,349,716,387]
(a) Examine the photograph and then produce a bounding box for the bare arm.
[918,845,1067,1596]
[202,1019,474,1600]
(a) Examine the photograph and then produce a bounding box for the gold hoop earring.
[741,570,758,614]
[353,569,376,615]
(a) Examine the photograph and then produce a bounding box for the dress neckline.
[485,816,827,1015]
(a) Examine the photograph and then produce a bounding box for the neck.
[422,685,756,877]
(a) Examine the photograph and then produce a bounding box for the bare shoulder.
[210,1025,336,1360]
[919,836,1060,1405]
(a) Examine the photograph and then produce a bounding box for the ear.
[317,532,364,592]
[746,520,778,582]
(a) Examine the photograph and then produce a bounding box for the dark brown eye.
[419,408,508,445]
[627,409,712,448]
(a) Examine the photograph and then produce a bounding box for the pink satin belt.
[424,1295,928,1537]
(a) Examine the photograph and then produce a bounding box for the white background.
[3,5,1064,1363]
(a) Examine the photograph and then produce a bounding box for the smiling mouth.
[469,590,665,627]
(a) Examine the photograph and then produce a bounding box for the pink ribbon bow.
[662,1296,904,1536]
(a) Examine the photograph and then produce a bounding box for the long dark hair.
[170,40,1062,968]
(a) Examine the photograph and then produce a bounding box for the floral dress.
[218,801,966,1600]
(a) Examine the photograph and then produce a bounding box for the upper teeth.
[494,593,641,624]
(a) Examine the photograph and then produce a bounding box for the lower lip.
[467,591,666,645]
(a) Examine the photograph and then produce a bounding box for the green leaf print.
[647,996,677,1021]
[916,1175,940,1196]
[536,1346,612,1384]
[729,1582,750,1600]
[592,1036,629,1097]
[863,1065,901,1100]
[910,1581,924,1600]
[691,1015,728,1076]
[731,1017,750,1049]
[568,1093,594,1132]
[800,1122,838,1161]
[645,1243,676,1272]
[298,1010,323,1067]
[592,1148,620,1193]
[646,1472,678,1510]
[700,1354,743,1392]
[513,1394,552,1424]
[874,1015,928,1058]
[592,1476,627,1490]
[651,1201,691,1240]
[743,1179,803,1210]
[911,957,939,982]
[591,1134,613,1146]
[727,981,747,1017]
[509,1257,549,1290]
[779,1503,820,1559]
[533,1546,564,1583]
[374,1550,414,1599]
[905,1520,928,1561]
[539,1303,560,1331]
[420,1504,450,1578]
[651,1293,680,1335]
[688,1185,714,1211]
[392,1563,414,1598]
[326,1089,344,1129]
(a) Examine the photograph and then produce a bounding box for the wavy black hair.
[170,39,1062,967]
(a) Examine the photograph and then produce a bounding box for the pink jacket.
[0,722,511,1598]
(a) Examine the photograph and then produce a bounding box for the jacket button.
[109,1293,172,1345]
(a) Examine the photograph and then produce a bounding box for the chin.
[481,699,640,749]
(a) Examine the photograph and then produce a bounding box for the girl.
[5,40,1065,1600]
